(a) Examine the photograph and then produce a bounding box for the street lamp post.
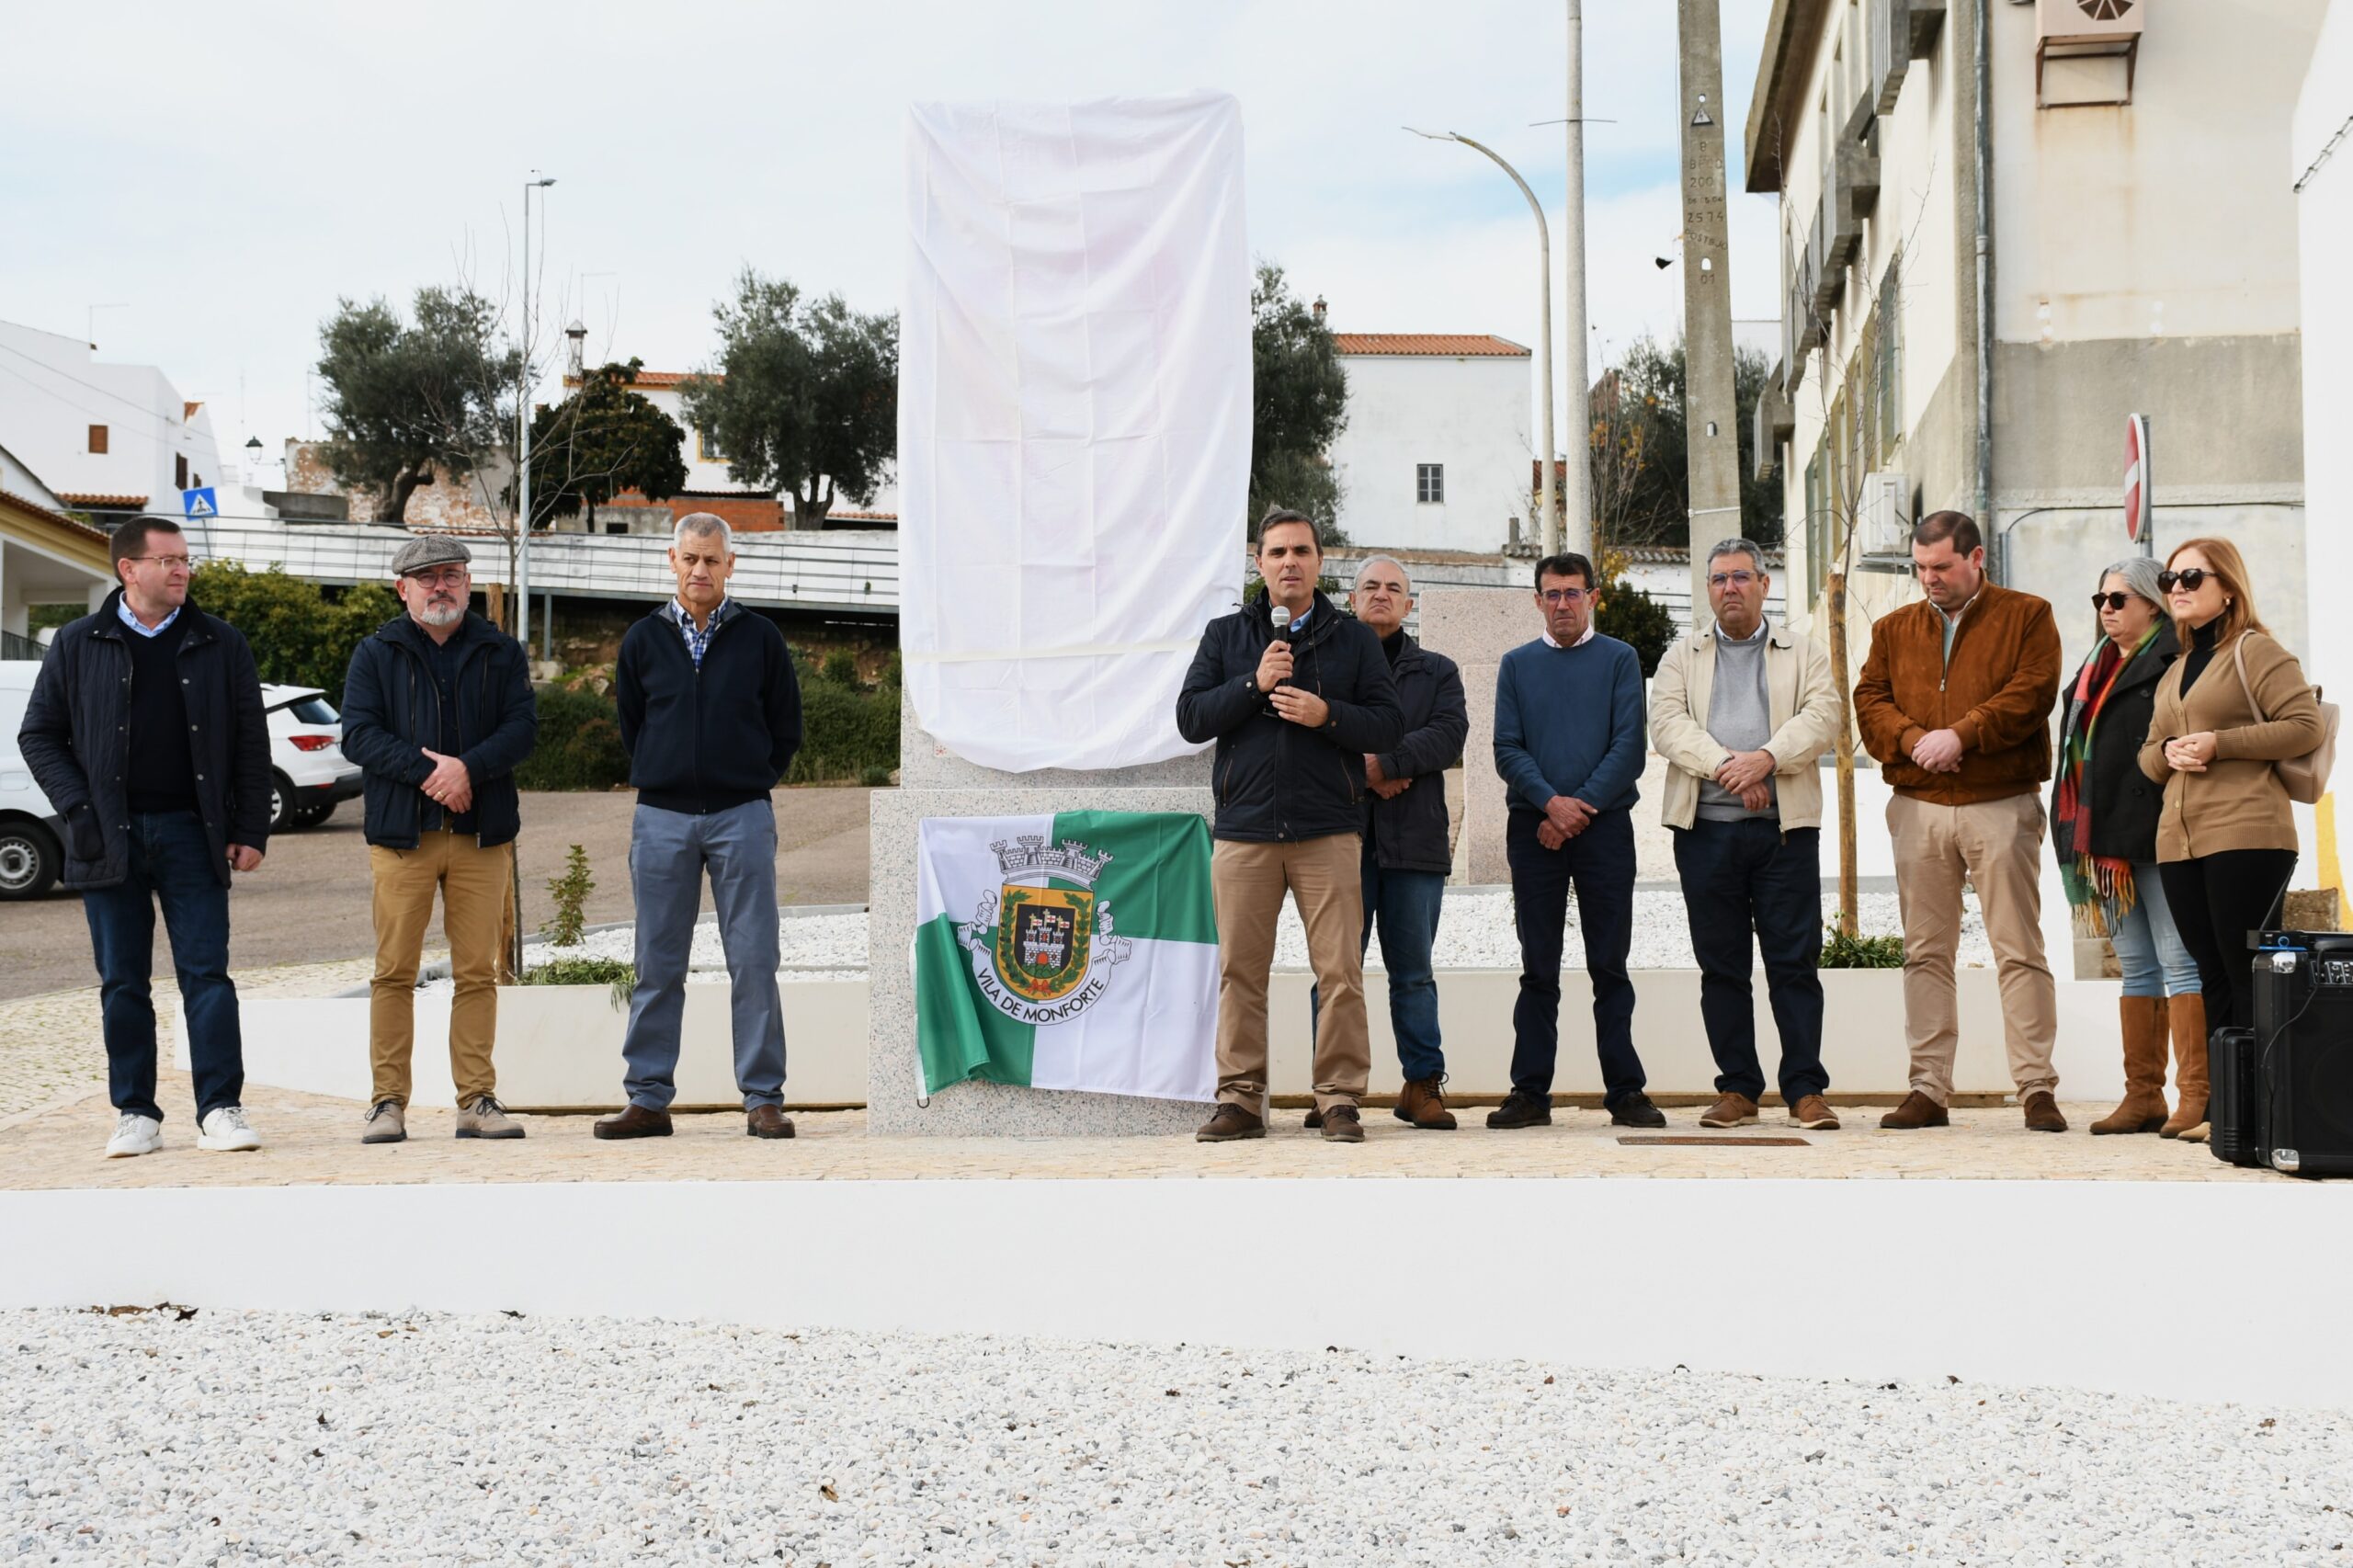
[517,172,556,655]
[1407,129,1555,557]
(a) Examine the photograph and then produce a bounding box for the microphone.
[1265,600,1298,707]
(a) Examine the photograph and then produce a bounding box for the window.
[697,424,724,462]
[605,517,629,535]
[1805,453,1824,608]
[175,453,188,489]
[87,425,108,455]
[1415,463,1444,504]
[1875,252,1903,458]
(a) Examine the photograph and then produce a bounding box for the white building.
[1747,0,2318,678]
[1325,333,1533,553]
[0,320,223,522]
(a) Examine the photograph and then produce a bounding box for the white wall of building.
[0,321,222,514]
[1327,352,1530,552]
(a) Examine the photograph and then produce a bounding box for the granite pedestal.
[1416,586,1532,886]
[866,696,1215,1134]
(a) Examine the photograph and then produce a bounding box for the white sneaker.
[105,1112,163,1158]
[197,1105,262,1153]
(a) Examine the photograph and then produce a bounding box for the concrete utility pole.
[1676,0,1744,613]
[1408,129,1556,568]
[1562,0,1592,560]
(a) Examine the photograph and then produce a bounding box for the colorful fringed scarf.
[2053,626,2159,936]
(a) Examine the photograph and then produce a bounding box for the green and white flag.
[914,811,1218,1100]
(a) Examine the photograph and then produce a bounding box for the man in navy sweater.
[1489,551,1665,1130]
[597,515,803,1142]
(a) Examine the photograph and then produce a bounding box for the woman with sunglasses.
[2138,538,2325,1142]
[2052,557,2200,1136]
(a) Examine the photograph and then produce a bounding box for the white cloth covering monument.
[867,91,1249,1132]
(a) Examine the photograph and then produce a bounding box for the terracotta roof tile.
[56,492,151,510]
[1332,334,1529,358]
[0,489,108,540]
[562,369,706,389]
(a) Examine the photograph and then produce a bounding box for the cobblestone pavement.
[0,957,381,1125]
[0,1074,2290,1188]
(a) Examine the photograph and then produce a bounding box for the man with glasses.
[1855,512,2065,1131]
[1651,540,1843,1130]
[19,516,273,1156]
[340,536,539,1145]
[1489,551,1663,1130]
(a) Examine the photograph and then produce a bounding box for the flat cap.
[389,535,473,576]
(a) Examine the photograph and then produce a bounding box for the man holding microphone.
[1176,507,1402,1142]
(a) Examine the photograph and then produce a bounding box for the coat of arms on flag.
[914,812,1219,1101]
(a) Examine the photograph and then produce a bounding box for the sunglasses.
[2089,592,2143,612]
[2157,568,2211,593]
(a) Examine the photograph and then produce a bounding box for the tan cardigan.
[2137,628,2324,861]
[1651,619,1843,831]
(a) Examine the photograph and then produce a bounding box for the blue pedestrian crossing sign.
[182,487,217,519]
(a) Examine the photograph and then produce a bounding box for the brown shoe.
[2161,992,2210,1139]
[1394,1076,1458,1130]
[1302,1106,1323,1130]
[593,1103,673,1140]
[2092,995,2171,1134]
[2022,1091,2068,1133]
[1699,1091,1759,1129]
[746,1105,795,1140]
[1320,1103,1365,1142]
[1879,1090,1949,1130]
[1195,1103,1266,1142]
[1789,1094,1840,1131]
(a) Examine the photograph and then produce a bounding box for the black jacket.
[615,600,801,813]
[2051,620,2179,863]
[1175,591,1404,843]
[17,590,271,890]
[1365,633,1467,874]
[340,611,537,849]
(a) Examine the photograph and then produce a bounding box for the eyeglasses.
[1539,586,1590,606]
[1708,571,1759,589]
[2089,592,2140,612]
[126,553,197,570]
[2157,568,2211,593]
[403,567,471,588]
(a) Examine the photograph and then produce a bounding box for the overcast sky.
[2,0,1778,469]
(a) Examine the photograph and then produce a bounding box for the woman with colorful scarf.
[2050,555,2202,1136]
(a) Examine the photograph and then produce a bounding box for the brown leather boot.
[2092,995,2172,1135]
[593,1103,673,1140]
[1393,1076,1458,1130]
[2162,992,2210,1139]
[1878,1090,1949,1129]
[2022,1090,2068,1133]
[1195,1103,1266,1142]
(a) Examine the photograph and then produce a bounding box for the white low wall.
[215,970,2133,1109]
[6,1176,2347,1409]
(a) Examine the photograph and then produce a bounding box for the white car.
[0,660,66,899]
[263,683,363,834]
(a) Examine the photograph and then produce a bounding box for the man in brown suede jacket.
[1854,511,2066,1132]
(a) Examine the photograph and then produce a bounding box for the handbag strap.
[2231,633,2268,723]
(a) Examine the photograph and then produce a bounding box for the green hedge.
[513,657,899,791]
[188,562,399,706]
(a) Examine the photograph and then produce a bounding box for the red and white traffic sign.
[2124,413,2152,546]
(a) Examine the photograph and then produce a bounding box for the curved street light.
[1406,129,1557,558]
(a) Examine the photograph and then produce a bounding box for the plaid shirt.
[665,597,733,667]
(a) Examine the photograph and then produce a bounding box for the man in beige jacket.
[1651,539,1843,1130]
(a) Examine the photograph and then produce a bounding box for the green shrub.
[521,955,635,1010]
[789,676,899,783]
[189,562,399,705]
[858,763,893,788]
[1819,926,1905,969]
[516,686,632,791]
[541,844,594,948]
[818,649,860,686]
[1595,580,1677,677]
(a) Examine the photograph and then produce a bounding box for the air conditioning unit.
[2037,0,2143,107]
[1856,471,1914,560]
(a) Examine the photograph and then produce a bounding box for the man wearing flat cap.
[339,535,539,1145]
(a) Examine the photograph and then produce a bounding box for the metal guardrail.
[189,520,901,616]
[0,629,45,661]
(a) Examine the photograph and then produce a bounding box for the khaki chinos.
[1211,834,1370,1114]
[1886,790,2058,1105]
[369,827,514,1108]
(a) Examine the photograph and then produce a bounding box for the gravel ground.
[5,1307,2345,1566]
[487,892,1990,987]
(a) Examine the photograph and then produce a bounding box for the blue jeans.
[621,800,786,1110]
[1310,847,1447,1081]
[1673,818,1827,1103]
[2110,859,2202,999]
[1506,806,1644,1105]
[81,810,243,1123]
